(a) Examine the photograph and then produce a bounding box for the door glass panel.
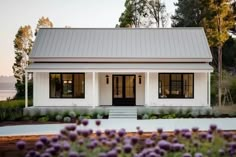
[125,76,135,98]
[113,76,123,98]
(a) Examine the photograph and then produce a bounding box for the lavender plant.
[16,121,236,157]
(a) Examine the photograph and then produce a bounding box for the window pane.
[50,74,61,98]
[183,74,193,98]
[114,76,123,98]
[74,74,85,98]
[170,74,182,97]
[62,74,73,98]
[125,76,135,98]
[159,74,170,98]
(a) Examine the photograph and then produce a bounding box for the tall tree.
[171,0,203,27]
[12,25,33,98]
[35,16,53,36]
[119,0,146,27]
[119,0,168,28]
[13,26,33,83]
[201,0,234,106]
[146,0,169,27]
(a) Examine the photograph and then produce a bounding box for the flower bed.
[15,120,236,157]
[137,108,236,120]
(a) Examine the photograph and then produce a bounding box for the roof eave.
[30,57,212,63]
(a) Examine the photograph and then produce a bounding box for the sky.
[0,0,177,76]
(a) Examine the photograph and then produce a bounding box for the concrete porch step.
[109,107,137,119]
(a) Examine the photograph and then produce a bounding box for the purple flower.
[158,140,171,150]
[174,129,180,135]
[63,141,70,151]
[51,136,59,143]
[52,143,61,152]
[40,136,49,145]
[41,152,52,157]
[194,153,203,157]
[95,120,101,126]
[145,138,154,147]
[157,128,163,134]
[199,132,207,140]
[148,152,160,157]
[81,129,90,138]
[210,124,217,131]
[118,129,126,137]
[223,132,233,140]
[184,132,192,139]
[131,136,139,145]
[107,150,118,157]
[172,138,178,143]
[69,151,79,157]
[46,147,57,156]
[82,119,89,126]
[161,133,168,140]
[65,125,77,131]
[16,140,26,150]
[69,132,77,142]
[123,144,133,153]
[207,134,213,142]
[182,153,192,157]
[28,150,36,157]
[35,141,44,150]
[192,127,199,132]
[96,130,102,137]
[138,129,143,136]
[105,129,111,136]
[172,143,184,151]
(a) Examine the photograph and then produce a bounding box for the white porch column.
[92,72,98,108]
[25,71,28,108]
[208,72,211,107]
[145,72,150,106]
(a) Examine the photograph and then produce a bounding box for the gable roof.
[30,28,212,62]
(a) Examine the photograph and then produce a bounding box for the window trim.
[49,73,85,99]
[158,73,194,99]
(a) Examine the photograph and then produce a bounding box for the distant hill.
[0,76,16,90]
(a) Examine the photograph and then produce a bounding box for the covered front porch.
[25,63,213,108]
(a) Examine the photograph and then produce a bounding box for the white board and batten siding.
[33,72,208,107]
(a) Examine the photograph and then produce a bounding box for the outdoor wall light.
[138,75,142,84]
[106,75,109,84]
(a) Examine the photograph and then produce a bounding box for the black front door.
[112,75,136,106]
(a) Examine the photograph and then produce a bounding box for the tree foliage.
[119,0,168,28]
[35,16,53,36]
[12,25,33,83]
[12,17,53,99]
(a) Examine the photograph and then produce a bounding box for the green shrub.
[0,99,32,121]
[38,116,49,122]
[68,111,76,118]
[55,114,63,121]
[63,116,71,123]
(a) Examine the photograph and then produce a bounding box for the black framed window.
[159,73,194,98]
[50,73,85,98]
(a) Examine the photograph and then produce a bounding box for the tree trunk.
[218,46,222,106]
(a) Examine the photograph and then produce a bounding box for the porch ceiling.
[26,63,213,73]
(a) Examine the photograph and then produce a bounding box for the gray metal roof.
[30,28,212,62]
[26,63,213,72]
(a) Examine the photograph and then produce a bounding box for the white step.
[109,107,137,119]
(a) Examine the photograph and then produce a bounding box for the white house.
[25,28,213,108]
